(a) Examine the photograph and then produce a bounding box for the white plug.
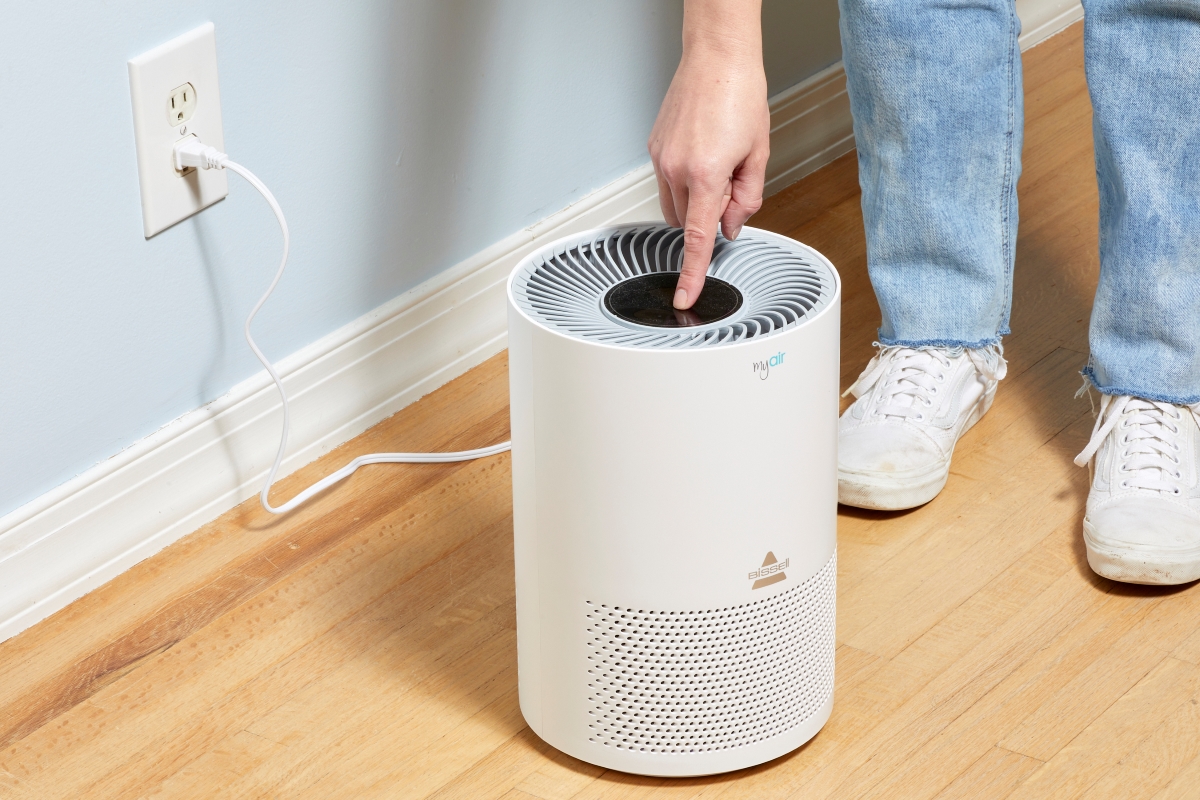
[173,136,227,172]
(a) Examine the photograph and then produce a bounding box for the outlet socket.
[129,23,227,238]
[168,82,197,126]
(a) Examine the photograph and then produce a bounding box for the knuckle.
[688,161,722,185]
[659,155,722,187]
[659,159,685,183]
[682,224,714,251]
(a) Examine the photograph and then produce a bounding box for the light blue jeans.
[840,0,1200,404]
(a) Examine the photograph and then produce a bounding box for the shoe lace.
[1074,394,1200,494]
[842,344,1007,422]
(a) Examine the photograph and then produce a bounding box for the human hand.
[648,0,769,310]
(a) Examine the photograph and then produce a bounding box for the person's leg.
[840,0,1023,348]
[1074,0,1200,585]
[1082,0,1200,402]
[835,0,1021,510]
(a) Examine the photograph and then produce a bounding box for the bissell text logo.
[753,351,786,380]
[749,551,789,589]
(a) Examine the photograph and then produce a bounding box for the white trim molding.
[0,2,1085,642]
[1018,0,1084,50]
[765,62,855,197]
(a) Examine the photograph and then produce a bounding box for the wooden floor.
[5,24,1200,799]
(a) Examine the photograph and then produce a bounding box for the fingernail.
[673,288,688,309]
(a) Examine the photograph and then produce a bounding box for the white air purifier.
[506,223,840,777]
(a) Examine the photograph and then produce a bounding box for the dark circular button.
[603,273,743,328]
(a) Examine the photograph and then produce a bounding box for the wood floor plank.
[219,595,518,795]
[931,747,1044,800]
[206,536,519,797]
[1007,658,1200,800]
[1150,748,1200,800]
[843,571,1168,798]
[348,685,527,800]
[565,774,716,800]
[1086,690,1200,800]
[1000,585,1200,761]
[510,748,607,800]
[788,562,1103,797]
[7,454,514,798]
[425,729,569,800]
[1168,622,1200,665]
[147,729,286,800]
[500,791,545,800]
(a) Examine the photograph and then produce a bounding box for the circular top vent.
[604,273,743,328]
[510,224,837,349]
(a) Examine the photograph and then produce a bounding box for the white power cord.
[174,137,511,515]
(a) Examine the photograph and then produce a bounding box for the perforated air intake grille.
[511,225,836,349]
[584,550,836,754]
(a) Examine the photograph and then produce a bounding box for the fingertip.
[674,271,706,310]
[721,201,756,241]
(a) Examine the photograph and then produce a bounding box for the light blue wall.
[1,0,841,519]
[764,0,842,96]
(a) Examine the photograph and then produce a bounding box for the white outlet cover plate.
[129,23,228,238]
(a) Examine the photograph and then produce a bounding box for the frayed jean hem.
[877,331,1003,350]
[1081,366,1200,406]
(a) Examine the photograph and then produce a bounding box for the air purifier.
[506,223,840,777]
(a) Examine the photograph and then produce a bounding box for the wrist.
[681,0,762,65]
[676,43,766,89]
[682,38,762,73]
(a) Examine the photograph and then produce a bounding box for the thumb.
[673,184,727,310]
[720,153,766,242]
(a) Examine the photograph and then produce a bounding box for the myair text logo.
[749,551,789,589]
[752,351,786,380]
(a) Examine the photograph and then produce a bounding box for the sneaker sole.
[1083,519,1200,585]
[837,467,948,511]
[837,384,995,512]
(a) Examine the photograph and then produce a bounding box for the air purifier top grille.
[510,224,836,349]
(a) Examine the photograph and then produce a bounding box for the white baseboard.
[1018,0,1084,50]
[0,3,1085,642]
[765,62,856,196]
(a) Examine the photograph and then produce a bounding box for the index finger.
[673,181,730,310]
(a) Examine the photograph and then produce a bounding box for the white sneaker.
[838,345,1006,510]
[1074,395,1200,585]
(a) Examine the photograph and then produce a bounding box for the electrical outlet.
[129,23,227,238]
[167,82,197,125]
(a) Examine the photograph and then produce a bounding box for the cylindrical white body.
[507,227,840,776]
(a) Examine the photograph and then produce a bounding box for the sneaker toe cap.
[838,423,944,478]
[1087,497,1200,552]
